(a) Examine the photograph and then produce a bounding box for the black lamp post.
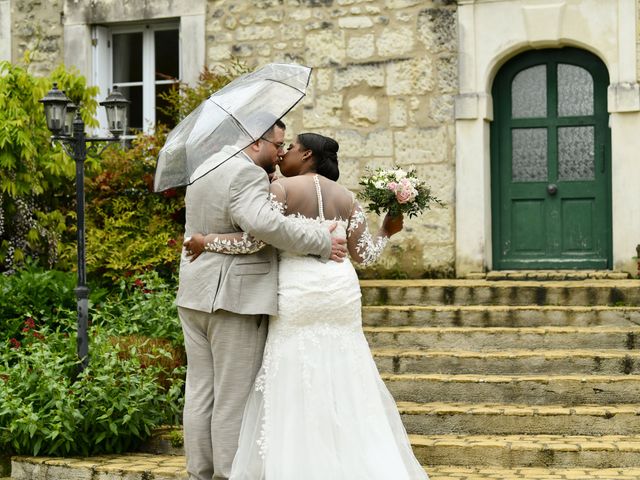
[40,83,130,371]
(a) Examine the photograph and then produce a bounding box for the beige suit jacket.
[176,151,331,316]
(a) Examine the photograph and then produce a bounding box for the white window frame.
[92,21,180,135]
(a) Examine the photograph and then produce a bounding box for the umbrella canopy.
[154,63,312,192]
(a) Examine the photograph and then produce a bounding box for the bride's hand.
[183,233,206,262]
[381,213,404,237]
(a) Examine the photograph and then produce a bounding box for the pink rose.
[387,181,398,192]
[396,189,412,204]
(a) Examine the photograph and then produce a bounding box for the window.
[93,22,180,134]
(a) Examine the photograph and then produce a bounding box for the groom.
[176,119,347,480]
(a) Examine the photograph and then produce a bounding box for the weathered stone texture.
[13,0,63,75]
[347,94,379,125]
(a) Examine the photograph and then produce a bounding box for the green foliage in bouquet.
[0,61,99,272]
[0,324,184,456]
[358,166,443,218]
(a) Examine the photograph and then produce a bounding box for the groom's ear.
[249,140,262,152]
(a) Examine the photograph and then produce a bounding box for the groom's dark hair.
[263,119,286,139]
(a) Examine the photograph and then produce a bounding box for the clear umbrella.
[154,63,312,192]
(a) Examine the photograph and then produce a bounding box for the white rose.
[394,169,407,180]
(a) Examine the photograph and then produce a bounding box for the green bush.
[0,324,184,456]
[92,270,183,348]
[0,261,109,342]
[76,126,186,281]
[0,61,99,273]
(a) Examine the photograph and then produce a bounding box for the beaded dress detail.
[226,175,429,480]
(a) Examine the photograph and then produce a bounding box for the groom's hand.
[328,223,347,262]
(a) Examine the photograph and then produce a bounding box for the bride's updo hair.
[297,133,340,181]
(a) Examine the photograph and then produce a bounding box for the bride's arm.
[346,197,403,265]
[183,182,288,260]
[183,231,266,260]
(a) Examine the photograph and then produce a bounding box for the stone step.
[411,434,640,469]
[373,349,640,375]
[11,435,640,480]
[382,373,640,404]
[426,466,640,479]
[364,326,640,351]
[10,456,640,480]
[397,402,640,436]
[363,305,640,328]
[480,270,631,281]
[360,279,640,307]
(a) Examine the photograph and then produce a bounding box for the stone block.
[364,129,394,156]
[336,157,363,189]
[304,29,346,67]
[338,16,374,28]
[348,94,379,125]
[288,9,312,21]
[302,93,343,128]
[428,94,455,123]
[346,34,375,60]
[334,62,385,90]
[416,7,457,53]
[386,57,434,95]
[314,67,333,91]
[208,43,231,61]
[234,25,276,41]
[436,54,458,94]
[389,97,408,127]
[376,26,415,57]
[394,126,449,164]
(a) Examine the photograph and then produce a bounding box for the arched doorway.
[491,48,611,270]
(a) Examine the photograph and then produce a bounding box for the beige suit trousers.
[179,306,268,480]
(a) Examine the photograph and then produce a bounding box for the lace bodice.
[202,174,388,265]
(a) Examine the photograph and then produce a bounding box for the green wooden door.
[491,48,611,270]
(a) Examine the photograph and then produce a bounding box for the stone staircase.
[362,278,640,479]
[11,278,640,480]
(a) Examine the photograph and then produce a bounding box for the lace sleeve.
[203,231,266,254]
[202,184,287,255]
[346,199,389,266]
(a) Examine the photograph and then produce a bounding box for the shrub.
[91,270,183,348]
[76,126,186,281]
[0,61,99,273]
[0,261,108,342]
[0,324,184,456]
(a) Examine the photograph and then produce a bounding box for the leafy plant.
[91,271,183,348]
[72,126,186,281]
[0,261,108,342]
[0,61,99,273]
[0,325,184,456]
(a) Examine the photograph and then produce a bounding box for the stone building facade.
[2,0,640,278]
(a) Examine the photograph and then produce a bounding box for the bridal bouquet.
[357,166,442,218]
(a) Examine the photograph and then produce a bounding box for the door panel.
[561,199,594,252]
[512,200,546,253]
[491,48,611,270]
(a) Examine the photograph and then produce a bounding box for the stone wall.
[207,0,458,277]
[11,0,63,76]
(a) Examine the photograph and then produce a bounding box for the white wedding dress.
[211,175,429,480]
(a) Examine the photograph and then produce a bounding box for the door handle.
[547,184,558,195]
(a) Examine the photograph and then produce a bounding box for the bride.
[184,133,429,480]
